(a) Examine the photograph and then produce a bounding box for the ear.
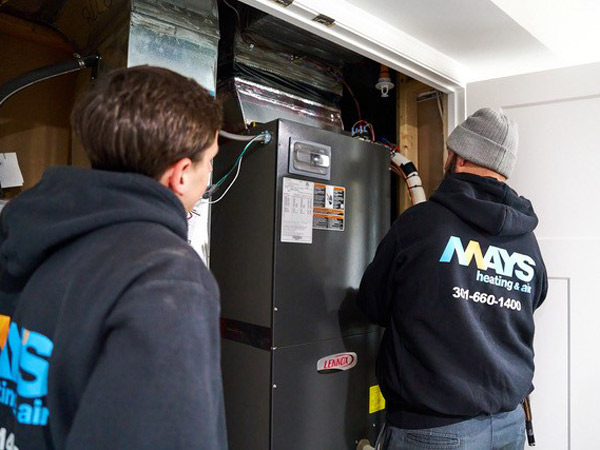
[455,155,467,168]
[158,158,193,196]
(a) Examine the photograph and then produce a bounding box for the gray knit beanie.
[447,107,518,178]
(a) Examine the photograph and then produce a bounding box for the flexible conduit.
[0,54,100,108]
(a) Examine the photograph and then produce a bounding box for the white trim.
[447,87,466,131]
[239,0,466,92]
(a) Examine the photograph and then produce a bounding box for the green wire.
[214,133,266,187]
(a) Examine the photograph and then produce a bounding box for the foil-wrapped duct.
[232,33,342,97]
[220,77,344,133]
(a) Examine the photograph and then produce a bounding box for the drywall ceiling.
[343,0,600,81]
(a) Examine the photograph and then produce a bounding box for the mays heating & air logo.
[439,236,536,293]
[0,316,53,427]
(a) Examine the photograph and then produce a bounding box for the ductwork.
[217,8,361,132]
[220,77,344,133]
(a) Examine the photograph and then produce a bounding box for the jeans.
[382,407,526,450]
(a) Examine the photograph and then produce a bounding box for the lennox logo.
[316,352,357,374]
[439,236,535,282]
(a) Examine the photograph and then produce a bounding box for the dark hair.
[71,66,222,179]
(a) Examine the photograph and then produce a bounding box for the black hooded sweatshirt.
[0,166,227,449]
[357,173,547,429]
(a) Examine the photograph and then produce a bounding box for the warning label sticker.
[369,385,386,414]
[313,183,345,231]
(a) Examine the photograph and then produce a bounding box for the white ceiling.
[344,0,600,82]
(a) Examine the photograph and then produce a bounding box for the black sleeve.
[356,228,401,327]
[65,279,227,450]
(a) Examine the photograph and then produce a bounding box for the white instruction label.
[281,177,314,244]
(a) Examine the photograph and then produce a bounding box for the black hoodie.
[357,173,547,429]
[0,166,227,449]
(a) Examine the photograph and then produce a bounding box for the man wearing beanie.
[357,107,547,449]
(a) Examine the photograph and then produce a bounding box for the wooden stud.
[396,75,437,213]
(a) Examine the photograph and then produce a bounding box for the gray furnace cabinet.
[211,119,390,449]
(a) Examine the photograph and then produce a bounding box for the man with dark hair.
[357,108,547,449]
[0,66,227,449]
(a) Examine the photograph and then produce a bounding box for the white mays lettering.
[439,236,536,282]
[439,235,536,295]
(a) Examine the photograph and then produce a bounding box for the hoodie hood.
[430,173,538,236]
[0,166,187,278]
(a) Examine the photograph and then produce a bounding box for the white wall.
[467,62,600,449]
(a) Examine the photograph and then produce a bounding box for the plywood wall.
[0,15,78,191]
[417,96,445,197]
[397,76,446,212]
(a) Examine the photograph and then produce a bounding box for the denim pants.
[382,407,526,450]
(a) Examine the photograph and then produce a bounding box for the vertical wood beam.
[397,76,438,212]
[397,75,418,213]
